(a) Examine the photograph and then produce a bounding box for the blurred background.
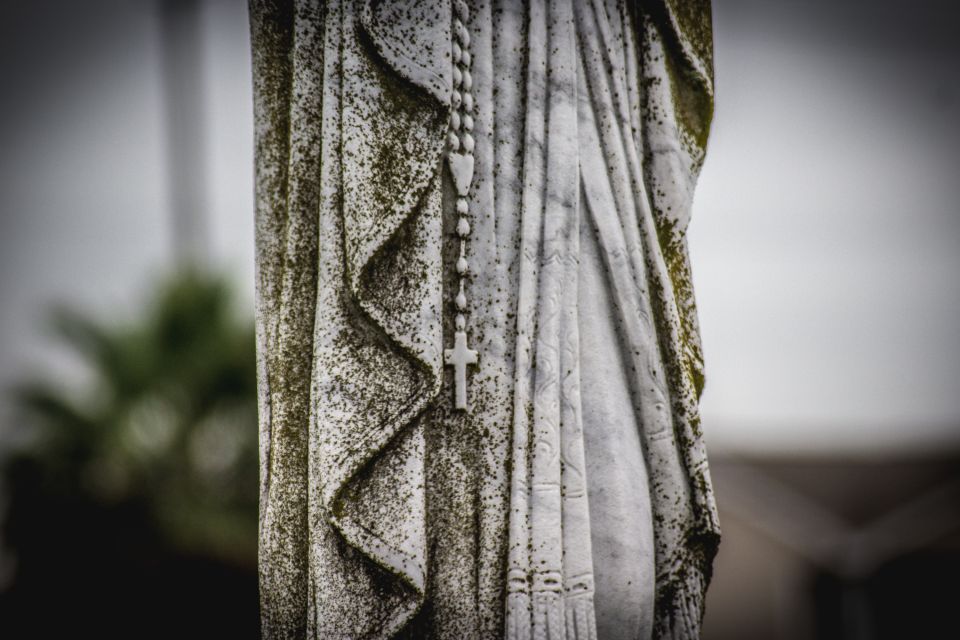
[0,0,957,638]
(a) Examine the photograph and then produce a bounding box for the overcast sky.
[0,0,958,455]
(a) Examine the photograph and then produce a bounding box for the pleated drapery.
[252,1,720,638]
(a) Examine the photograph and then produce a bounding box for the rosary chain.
[451,0,472,333]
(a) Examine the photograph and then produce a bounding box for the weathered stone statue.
[251,1,719,638]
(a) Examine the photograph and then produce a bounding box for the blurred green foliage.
[4,269,258,569]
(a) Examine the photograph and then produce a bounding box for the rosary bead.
[446,1,476,413]
[455,21,470,47]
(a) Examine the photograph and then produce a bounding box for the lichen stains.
[253,1,720,639]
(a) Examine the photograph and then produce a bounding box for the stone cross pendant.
[444,330,478,411]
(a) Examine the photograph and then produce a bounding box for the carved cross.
[444,330,478,411]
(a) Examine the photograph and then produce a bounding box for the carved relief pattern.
[252,0,720,638]
[505,1,598,639]
[444,0,480,411]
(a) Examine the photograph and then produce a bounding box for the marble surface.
[251,1,719,638]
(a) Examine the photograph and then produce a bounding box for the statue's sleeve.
[251,1,453,638]
[250,1,324,637]
[638,0,714,400]
[635,1,722,638]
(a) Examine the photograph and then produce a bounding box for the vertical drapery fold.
[251,1,324,636]
[254,0,452,638]
[506,1,719,638]
[252,1,719,638]
[506,1,598,638]
[635,2,721,636]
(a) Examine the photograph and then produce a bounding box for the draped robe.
[251,1,719,638]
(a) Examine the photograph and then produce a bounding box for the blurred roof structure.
[704,452,960,640]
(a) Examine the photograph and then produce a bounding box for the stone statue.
[250,1,719,638]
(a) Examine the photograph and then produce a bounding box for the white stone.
[447,152,474,197]
[444,330,478,410]
[252,1,720,639]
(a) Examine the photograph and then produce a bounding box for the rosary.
[443,0,478,412]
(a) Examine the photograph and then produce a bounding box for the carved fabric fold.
[505,0,596,638]
[251,1,719,639]
[253,0,451,637]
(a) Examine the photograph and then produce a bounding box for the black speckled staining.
[252,1,719,638]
